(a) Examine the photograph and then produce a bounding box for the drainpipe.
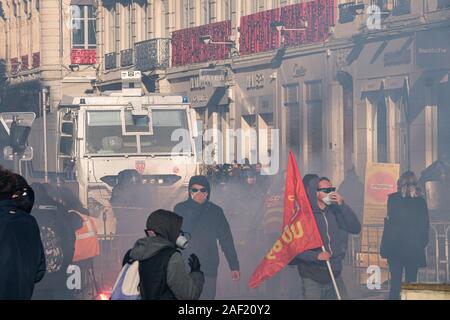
[42,86,48,183]
[59,0,64,63]
[5,16,10,75]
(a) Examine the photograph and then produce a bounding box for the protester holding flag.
[294,176,361,299]
[249,152,324,294]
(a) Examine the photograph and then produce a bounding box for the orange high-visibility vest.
[72,210,100,262]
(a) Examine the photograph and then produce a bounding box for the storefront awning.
[360,79,382,92]
[383,76,408,90]
[360,76,408,92]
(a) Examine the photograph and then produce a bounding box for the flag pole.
[322,246,342,300]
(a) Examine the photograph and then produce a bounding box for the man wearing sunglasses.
[293,176,361,300]
[174,175,240,300]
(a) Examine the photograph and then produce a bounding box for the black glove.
[188,254,201,273]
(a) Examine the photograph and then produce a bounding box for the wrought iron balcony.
[134,38,170,71]
[104,52,118,70]
[120,48,134,67]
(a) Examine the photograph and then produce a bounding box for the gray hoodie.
[130,235,204,300]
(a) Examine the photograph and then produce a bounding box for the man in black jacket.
[0,168,46,300]
[127,209,204,299]
[293,176,361,300]
[174,176,240,300]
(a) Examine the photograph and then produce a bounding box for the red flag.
[249,151,323,289]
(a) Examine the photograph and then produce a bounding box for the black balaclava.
[12,174,34,214]
[188,175,211,201]
[146,209,183,245]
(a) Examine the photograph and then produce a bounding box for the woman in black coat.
[382,171,430,300]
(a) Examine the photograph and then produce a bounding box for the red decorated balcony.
[172,20,232,67]
[239,0,335,56]
[71,48,97,65]
[21,55,29,70]
[32,52,40,69]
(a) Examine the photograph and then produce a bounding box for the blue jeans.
[300,275,348,300]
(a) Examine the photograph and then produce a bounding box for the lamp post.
[199,35,239,58]
[270,21,309,48]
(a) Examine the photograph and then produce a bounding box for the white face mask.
[322,193,333,206]
[176,232,191,249]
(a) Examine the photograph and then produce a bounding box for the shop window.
[375,99,388,163]
[438,0,450,9]
[393,0,411,16]
[438,104,450,162]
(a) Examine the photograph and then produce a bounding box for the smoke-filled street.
[1,0,450,303]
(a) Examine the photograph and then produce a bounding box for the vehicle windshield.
[86,109,191,155]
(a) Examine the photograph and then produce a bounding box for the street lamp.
[270,20,309,49]
[199,35,239,58]
[199,35,235,46]
[270,20,309,33]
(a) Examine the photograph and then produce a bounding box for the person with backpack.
[0,168,46,299]
[118,209,204,300]
[30,183,82,299]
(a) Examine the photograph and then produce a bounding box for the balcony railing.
[120,48,134,67]
[134,38,170,71]
[104,52,118,70]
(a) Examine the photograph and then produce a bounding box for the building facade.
[1,0,450,184]
[0,0,99,116]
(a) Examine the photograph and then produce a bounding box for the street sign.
[0,112,36,135]
[3,146,33,161]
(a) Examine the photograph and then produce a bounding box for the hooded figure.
[126,209,204,300]
[12,174,35,214]
[293,176,361,300]
[174,176,240,300]
[0,169,46,299]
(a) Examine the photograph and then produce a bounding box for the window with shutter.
[305,81,323,173]
[285,86,302,160]
[284,84,299,106]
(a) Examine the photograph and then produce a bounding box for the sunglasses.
[191,188,207,194]
[317,187,336,194]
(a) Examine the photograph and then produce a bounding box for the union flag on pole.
[249,151,323,289]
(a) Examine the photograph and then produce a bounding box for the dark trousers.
[300,275,348,300]
[200,276,217,300]
[388,261,418,300]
